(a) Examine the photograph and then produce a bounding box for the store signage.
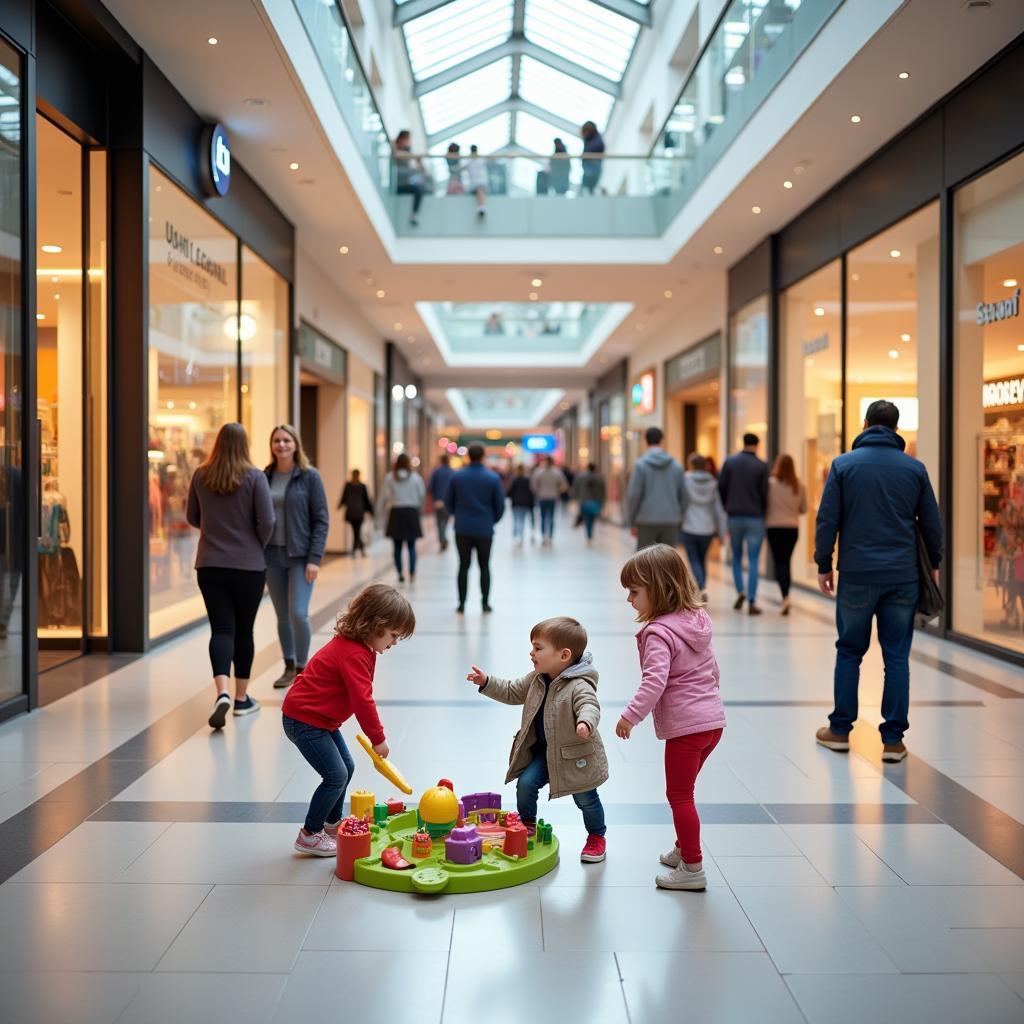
[976,287,1019,326]
[522,434,556,453]
[983,376,1024,409]
[803,333,829,357]
[631,370,656,416]
[164,221,229,291]
[665,333,721,392]
[200,123,232,197]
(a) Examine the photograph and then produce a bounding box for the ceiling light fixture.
[339,246,349,254]
[376,289,386,298]
[888,349,899,359]
[850,114,862,123]
[207,37,218,45]
[663,290,673,298]
[783,180,793,189]
[407,335,416,343]
[713,245,723,255]
[41,244,62,253]
[531,278,542,287]
[242,97,270,108]
[890,249,901,258]
[50,276,59,283]
[901,333,911,342]
[289,162,299,171]
[751,205,762,214]
[1003,278,1018,287]
[393,322,403,331]
[36,313,44,320]
[528,292,538,301]
[1018,344,1024,352]
[898,71,909,80]
[813,307,825,317]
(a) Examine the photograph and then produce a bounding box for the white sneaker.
[293,829,337,857]
[659,846,681,868]
[656,863,707,891]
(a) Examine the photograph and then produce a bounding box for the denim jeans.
[265,545,314,666]
[516,748,606,837]
[580,500,601,539]
[282,714,356,834]
[728,516,766,602]
[829,578,918,744]
[538,499,557,539]
[512,506,532,541]
[680,532,713,591]
[434,507,450,547]
[393,538,417,577]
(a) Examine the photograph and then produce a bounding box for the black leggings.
[197,567,266,678]
[347,518,365,553]
[766,527,799,598]
[456,534,493,606]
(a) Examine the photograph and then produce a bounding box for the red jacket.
[282,635,385,742]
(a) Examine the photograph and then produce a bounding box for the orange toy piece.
[503,823,528,859]
[356,734,413,795]
[411,831,432,859]
[335,817,372,881]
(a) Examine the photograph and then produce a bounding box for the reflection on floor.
[0,515,1022,1024]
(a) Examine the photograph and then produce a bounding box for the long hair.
[620,544,704,621]
[198,423,254,495]
[335,583,416,643]
[269,424,310,472]
[771,454,800,495]
[393,452,411,473]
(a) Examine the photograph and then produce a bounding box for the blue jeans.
[680,532,713,591]
[728,516,765,603]
[512,506,533,541]
[393,538,417,577]
[830,579,918,744]
[516,748,606,837]
[580,500,601,540]
[539,499,557,539]
[282,714,356,834]
[265,545,314,666]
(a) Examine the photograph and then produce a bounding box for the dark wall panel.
[777,192,840,290]
[728,237,771,313]
[0,0,32,51]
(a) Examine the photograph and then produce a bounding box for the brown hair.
[771,453,800,495]
[269,424,311,472]
[335,583,416,643]
[393,452,411,473]
[620,543,703,620]
[530,616,587,664]
[687,453,706,471]
[198,422,255,495]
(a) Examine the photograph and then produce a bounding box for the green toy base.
[352,810,559,894]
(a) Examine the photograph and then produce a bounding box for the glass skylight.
[515,111,583,155]
[524,0,639,82]
[402,0,513,80]
[419,57,513,135]
[518,57,614,131]
[428,112,513,155]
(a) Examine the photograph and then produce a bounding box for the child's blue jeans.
[516,747,606,836]
[282,714,355,834]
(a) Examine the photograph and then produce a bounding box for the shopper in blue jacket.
[427,455,455,551]
[445,443,505,614]
[813,400,943,763]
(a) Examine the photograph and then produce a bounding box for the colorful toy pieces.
[355,734,413,794]
[417,785,460,838]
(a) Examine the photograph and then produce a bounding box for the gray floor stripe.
[909,649,1024,700]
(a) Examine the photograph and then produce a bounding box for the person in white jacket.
[381,453,426,582]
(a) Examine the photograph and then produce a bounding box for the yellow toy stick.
[356,734,413,795]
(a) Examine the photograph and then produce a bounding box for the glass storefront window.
[728,294,769,454]
[148,166,238,639]
[953,151,1024,654]
[779,261,842,585]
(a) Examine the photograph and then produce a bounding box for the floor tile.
[779,824,907,886]
[701,824,802,857]
[119,973,288,1024]
[0,971,143,1024]
[714,855,827,885]
[449,885,543,954]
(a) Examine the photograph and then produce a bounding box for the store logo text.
[983,376,1024,409]
[164,221,229,291]
[976,287,1019,326]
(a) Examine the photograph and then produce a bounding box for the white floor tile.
[779,825,907,886]
[0,971,143,1024]
[449,885,543,954]
[715,855,827,886]
[119,973,288,1024]
[701,824,802,857]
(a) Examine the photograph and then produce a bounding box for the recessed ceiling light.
[339,246,349,255]
[41,244,62,253]
[289,162,299,171]
[793,166,805,176]
[375,290,386,299]
[751,205,761,214]
[528,292,538,300]
[850,114,862,124]
[50,276,59,283]
[407,335,416,343]
[35,313,45,320]
[663,290,673,298]
[898,71,909,80]
[851,273,860,281]
[783,180,793,189]
[53,293,60,300]
[888,349,899,359]
[531,278,542,287]
[1003,278,1018,287]
[393,322,403,330]
[806,358,815,367]
[890,249,901,258]
[1018,344,1024,352]
[241,384,249,394]
[901,333,911,342]
[242,97,270,108]
[207,37,218,45]
[813,307,825,317]
[713,245,723,255]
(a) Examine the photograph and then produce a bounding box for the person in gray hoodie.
[680,454,727,596]
[381,453,426,582]
[625,427,688,551]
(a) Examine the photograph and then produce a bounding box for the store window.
[953,150,1024,654]
[779,261,841,585]
[728,294,769,455]
[148,166,238,639]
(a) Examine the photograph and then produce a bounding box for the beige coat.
[480,652,609,799]
[766,477,807,527]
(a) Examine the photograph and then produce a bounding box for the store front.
[385,342,425,470]
[592,360,627,526]
[664,333,722,468]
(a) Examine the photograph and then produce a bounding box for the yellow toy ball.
[419,786,459,824]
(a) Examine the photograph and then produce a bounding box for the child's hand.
[373,741,390,759]
[575,722,591,739]
[466,665,488,687]
[615,717,633,740]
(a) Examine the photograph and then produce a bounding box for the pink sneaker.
[324,821,340,839]
[293,829,337,857]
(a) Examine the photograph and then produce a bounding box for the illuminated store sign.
[983,376,1024,409]
[522,434,556,453]
[631,370,656,416]
[200,122,232,197]
[976,287,1019,326]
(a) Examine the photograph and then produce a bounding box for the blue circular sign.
[203,123,231,197]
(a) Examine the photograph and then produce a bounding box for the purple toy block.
[444,824,484,865]
[461,791,502,822]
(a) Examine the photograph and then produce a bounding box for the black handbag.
[916,526,943,622]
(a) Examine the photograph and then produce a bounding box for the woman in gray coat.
[680,454,727,598]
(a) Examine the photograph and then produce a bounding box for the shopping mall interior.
[1,0,1023,1021]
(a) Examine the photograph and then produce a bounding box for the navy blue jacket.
[718,450,768,518]
[445,463,505,537]
[263,464,330,564]
[814,427,943,584]
[427,464,454,503]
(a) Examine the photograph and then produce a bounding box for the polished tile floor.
[0,513,1022,1024]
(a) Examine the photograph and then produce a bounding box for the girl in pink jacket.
[616,543,726,891]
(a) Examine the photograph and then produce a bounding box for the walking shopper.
[507,464,536,546]
[625,427,688,551]
[264,425,330,690]
[186,422,274,730]
[814,400,943,763]
[573,463,606,543]
[467,144,487,217]
[427,455,455,551]
[580,121,605,194]
[765,454,807,616]
[531,457,567,546]
[718,433,769,615]
[381,453,425,583]
[680,454,727,598]
[393,130,429,226]
[338,469,373,557]
[446,443,505,613]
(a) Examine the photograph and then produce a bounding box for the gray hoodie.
[625,447,688,527]
[382,468,425,510]
[682,470,727,536]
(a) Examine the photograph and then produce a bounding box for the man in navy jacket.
[814,400,943,762]
[445,443,505,614]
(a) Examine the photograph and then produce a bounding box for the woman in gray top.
[264,425,330,689]
[186,422,274,729]
[680,453,727,599]
[381,453,425,582]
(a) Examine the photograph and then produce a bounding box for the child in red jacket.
[282,584,415,856]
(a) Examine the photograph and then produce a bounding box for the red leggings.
[665,728,723,864]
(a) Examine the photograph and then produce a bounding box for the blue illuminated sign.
[522,434,556,453]
[201,123,232,197]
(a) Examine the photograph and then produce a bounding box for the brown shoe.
[882,742,907,763]
[815,727,850,752]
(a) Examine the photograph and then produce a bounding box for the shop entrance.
[669,377,721,467]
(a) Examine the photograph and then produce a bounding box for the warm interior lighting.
[850,114,862,123]
[783,180,793,189]
[41,244,62,253]
[339,246,349,254]
[901,333,911,342]
[813,307,825,317]
[289,162,300,171]
[898,71,909,79]
[888,350,899,359]
[751,205,761,214]
[890,249,902,258]
[531,278,542,287]
[663,290,673,298]
[376,289,386,298]
[1003,278,1018,287]
[713,246,723,254]
[207,37,218,45]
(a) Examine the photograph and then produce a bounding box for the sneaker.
[233,696,261,717]
[208,692,231,730]
[733,593,746,611]
[293,829,337,857]
[581,835,606,863]
[815,726,850,752]
[656,863,706,891]
[882,742,907,763]
[482,604,493,614]
[659,845,681,868]
[748,603,763,616]
[324,821,340,839]
[273,665,296,689]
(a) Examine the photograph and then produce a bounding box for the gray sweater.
[186,467,275,571]
[625,448,688,527]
